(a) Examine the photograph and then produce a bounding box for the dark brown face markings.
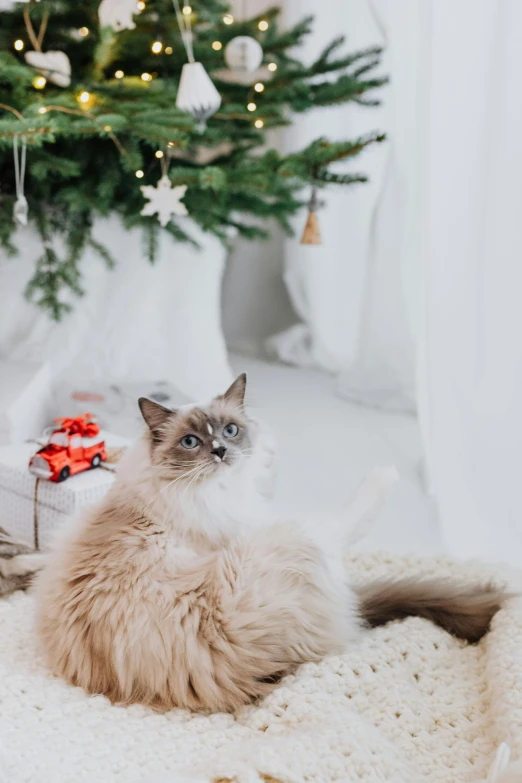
[139,393,252,482]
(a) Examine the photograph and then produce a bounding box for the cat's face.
[138,374,252,483]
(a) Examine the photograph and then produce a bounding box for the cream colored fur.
[36,377,394,712]
[36,376,502,714]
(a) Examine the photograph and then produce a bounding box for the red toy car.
[29,414,107,483]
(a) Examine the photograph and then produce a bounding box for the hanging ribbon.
[171,0,195,63]
[13,135,28,226]
[23,3,49,53]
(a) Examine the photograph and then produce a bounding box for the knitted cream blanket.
[0,552,521,783]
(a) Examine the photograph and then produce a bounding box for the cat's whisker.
[144,464,204,510]
[183,461,213,490]
[182,464,209,498]
[171,465,211,497]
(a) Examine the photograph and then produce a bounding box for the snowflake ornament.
[98,0,141,31]
[140,176,188,227]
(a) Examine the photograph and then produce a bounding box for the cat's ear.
[221,373,247,408]
[138,398,176,442]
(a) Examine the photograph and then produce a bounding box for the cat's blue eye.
[180,435,200,449]
[223,423,239,438]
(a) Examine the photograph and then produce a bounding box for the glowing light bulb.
[115,70,124,79]
[141,72,152,82]
[137,1,146,9]
[182,5,192,14]
[223,14,234,24]
[212,41,222,51]
[33,76,46,89]
[254,82,264,92]
[254,119,264,128]
[104,125,112,131]
[258,20,268,31]
[151,40,162,53]
[38,106,47,114]
[78,91,90,104]
[247,102,256,112]
[167,142,175,147]
[268,62,277,72]
[78,27,89,37]
[135,170,144,178]
[155,150,164,158]
[14,39,24,51]
[165,46,173,54]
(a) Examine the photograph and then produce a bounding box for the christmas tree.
[0,0,386,319]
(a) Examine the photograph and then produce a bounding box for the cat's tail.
[355,576,511,643]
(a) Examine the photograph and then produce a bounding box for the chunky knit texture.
[0,552,521,783]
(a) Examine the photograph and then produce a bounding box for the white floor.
[232,354,443,557]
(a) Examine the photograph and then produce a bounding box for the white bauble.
[176,62,221,131]
[224,36,263,73]
[24,50,71,87]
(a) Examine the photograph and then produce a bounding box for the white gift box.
[0,361,53,445]
[0,433,130,550]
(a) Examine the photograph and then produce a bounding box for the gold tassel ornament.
[300,187,322,245]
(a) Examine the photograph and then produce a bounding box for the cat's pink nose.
[211,445,227,460]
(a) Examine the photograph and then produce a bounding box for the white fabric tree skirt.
[0,552,521,783]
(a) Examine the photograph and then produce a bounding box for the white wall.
[222,0,295,356]
[222,223,295,356]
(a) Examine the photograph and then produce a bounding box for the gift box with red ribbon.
[0,431,130,551]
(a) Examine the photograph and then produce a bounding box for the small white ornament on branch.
[176,62,221,132]
[25,50,71,87]
[140,176,188,227]
[22,3,71,87]
[171,0,221,131]
[224,36,263,73]
[13,135,28,227]
[98,0,141,31]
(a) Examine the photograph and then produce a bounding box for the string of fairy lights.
[10,4,278,180]
[12,5,276,130]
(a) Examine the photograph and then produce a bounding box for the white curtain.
[272,0,522,564]
[271,0,419,412]
[417,0,522,565]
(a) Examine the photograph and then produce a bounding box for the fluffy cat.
[36,374,507,713]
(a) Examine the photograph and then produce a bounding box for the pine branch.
[0,0,387,316]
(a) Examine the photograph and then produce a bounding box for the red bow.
[53,414,100,438]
